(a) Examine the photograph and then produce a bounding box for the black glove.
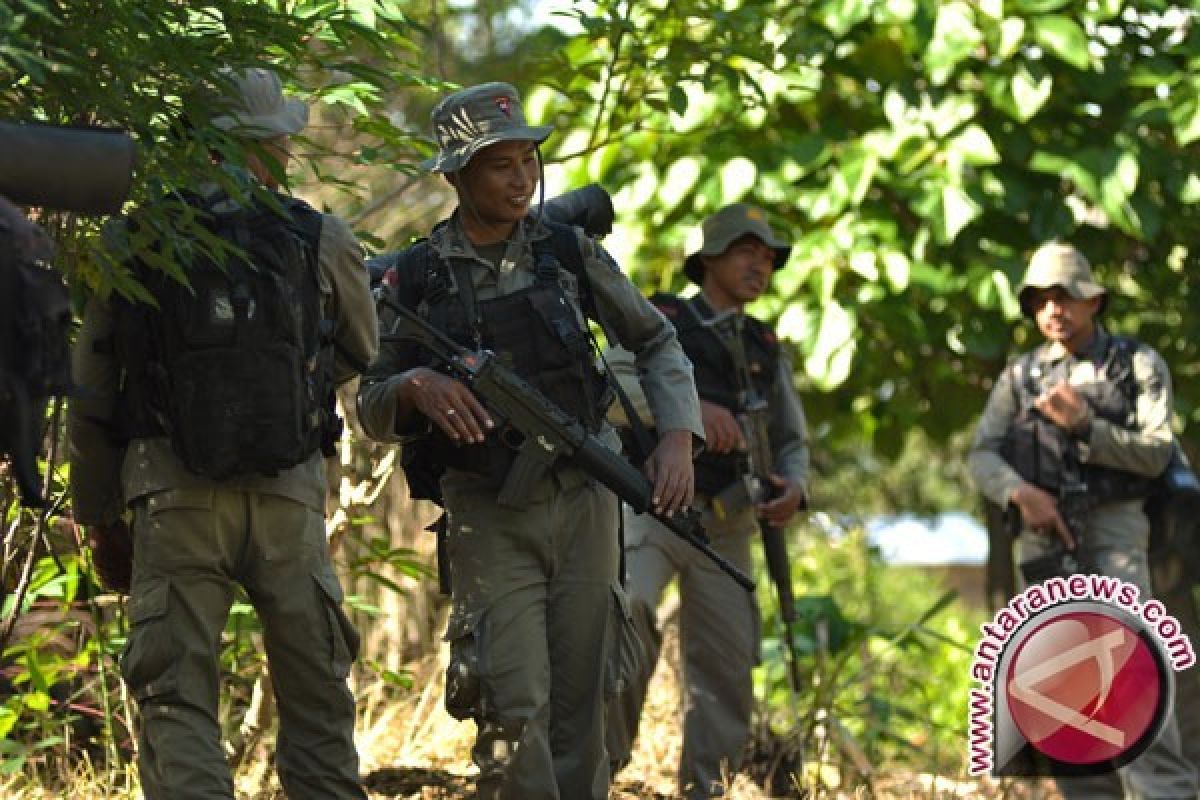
[88,519,133,594]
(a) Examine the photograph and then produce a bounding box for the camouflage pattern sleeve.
[1080,343,1174,477]
[768,348,810,487]
[967,363,1026,508]
[318,213,378,385]
[66,297,126,525]
[580,236,703,442]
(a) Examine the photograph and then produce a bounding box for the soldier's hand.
[87,519,133,594]
[699,400,745,454]
[643,429,695,516]
[1010,483,1075,550]
[757,474,806,528]
[1035,384,1091,433]
[403,367,493,444]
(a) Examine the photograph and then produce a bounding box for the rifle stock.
[380,299,755,591]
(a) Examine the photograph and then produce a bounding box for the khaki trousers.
[442,474,619,800]
[123,487,365,800]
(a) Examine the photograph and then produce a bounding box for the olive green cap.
[421,82,552,173]
[683,203,791,284]
[1018,242,1107,318]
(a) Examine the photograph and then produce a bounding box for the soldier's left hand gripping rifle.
[0,121,135,507]
[380,299,755,591]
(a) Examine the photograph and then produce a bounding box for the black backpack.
[114,190,339,479]
[0,254,72,506]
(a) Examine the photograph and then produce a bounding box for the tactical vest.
[651,293,780,497]
[380,221,610,501]
[112,191,340,479]
[1001,335,1154,502]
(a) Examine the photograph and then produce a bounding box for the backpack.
[0,254,72,506]
[114,190,339,479]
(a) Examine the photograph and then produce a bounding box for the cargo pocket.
[120,579,179,702]
[443,605,486,721]
[606,583,646,700]
[313,568,361,681]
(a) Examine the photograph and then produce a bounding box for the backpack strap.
[541,222,659,465]
[1106,335,1141,425]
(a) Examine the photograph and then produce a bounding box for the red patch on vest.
[763,330,776,345]
[383,267,399,287]
[654,303,678,317]
[496,96,512,117]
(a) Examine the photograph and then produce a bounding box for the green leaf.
[941,185,981,242]
[924,2,983,86]
[949,124,1000,166]
[1169,80,1200,145]
[996,17,1026,61]
[815,0,873,37]
[1011,63,1053,121]
[805,301,858,390]
[668,85,688,116]
[1033,15,1091,71]
[1182,173,1200,204]
[1012,0,1072,12]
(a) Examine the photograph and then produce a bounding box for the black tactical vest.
[1001,335,1154,501]
[112,191,339,479]
[651,293,780,496]
[382,222,610,497]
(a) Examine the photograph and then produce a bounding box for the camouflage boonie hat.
[421,82,552,173]
[1018,241,1107,318]
[683,203,792,284]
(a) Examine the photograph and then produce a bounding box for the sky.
[867,512,989,566]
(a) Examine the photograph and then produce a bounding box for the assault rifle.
[1014,474,1095,584]
[707,389,805,688]
[380,299,755,592]
[707,315,806,687]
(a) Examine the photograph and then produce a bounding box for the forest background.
[2,0,1199,797]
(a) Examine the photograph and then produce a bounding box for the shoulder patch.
[383,266,399,288]
[654,302,679,318]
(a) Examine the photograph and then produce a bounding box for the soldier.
[967,241,1197,799]
[605,203,811,799]
[356,82,703,800]
[69,68,376,799]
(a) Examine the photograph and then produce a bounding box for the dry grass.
[3,617,1064,800]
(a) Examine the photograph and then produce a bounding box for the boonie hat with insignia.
[684,203,792,284]
[422,82,552,173]
[1018,241,1107,318]
[210,68,309,140]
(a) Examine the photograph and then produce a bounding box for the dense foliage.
[530,0,1200,458]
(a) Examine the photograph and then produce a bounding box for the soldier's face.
[454,140,539,229]
[702,235,775,306]
[244,135,291,189]
[1029,286,1102,346]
